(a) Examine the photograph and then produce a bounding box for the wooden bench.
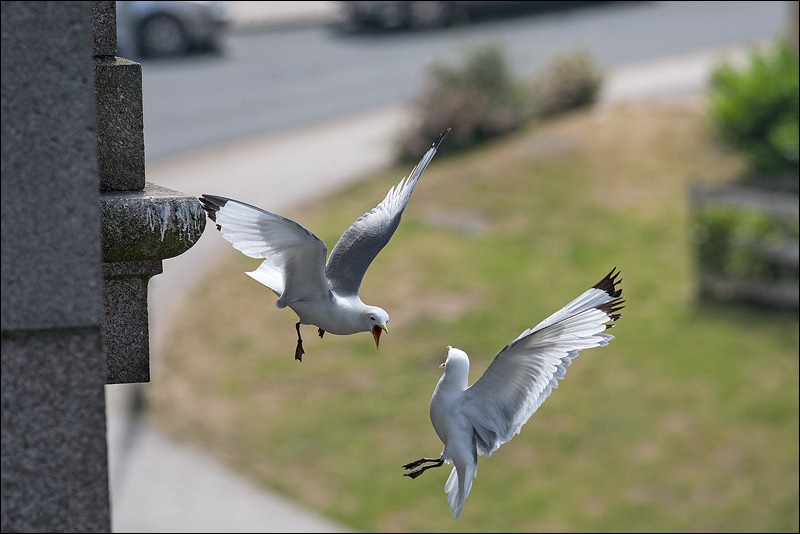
[688,183,799,310]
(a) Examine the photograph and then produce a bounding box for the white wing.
[199,195,330,307]
[463,268,624,457]
[325,129,449,297]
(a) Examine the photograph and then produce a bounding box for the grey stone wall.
[2,1,205,530]
[1,2,111,531]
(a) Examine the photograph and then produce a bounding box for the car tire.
[137,14,189,58]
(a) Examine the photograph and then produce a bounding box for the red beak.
[372,324,387,349]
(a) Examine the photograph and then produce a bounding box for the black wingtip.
[594,267,623,298]
[198,194,228,223]
[432,128,451,150]
[594,268,625,324]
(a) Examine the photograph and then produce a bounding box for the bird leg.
[294,322,305,362]
[403,457,440,470]
[318,328,325,339]
[402,457,444,478]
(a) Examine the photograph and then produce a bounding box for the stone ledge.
[100,182,206,383]
[100,182,206,263]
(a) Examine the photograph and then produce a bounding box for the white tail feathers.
[245,259,284,305]
[444,462,477,519]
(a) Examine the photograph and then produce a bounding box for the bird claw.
[402,457,443,478]
[402,459,426,470]
[295,341,304,362]
[318,328,325,339]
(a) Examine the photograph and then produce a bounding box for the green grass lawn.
[147,99,799,532]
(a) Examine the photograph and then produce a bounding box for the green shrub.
[397,42,533,161]
[529,47,604,118]
[707,39,799,180]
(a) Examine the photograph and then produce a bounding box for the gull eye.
[369,315,375,321]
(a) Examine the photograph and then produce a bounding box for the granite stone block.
[103,260,163,383]
[92,1,117,56]
[1,330,111,532]
[1,1,104,332]
[94,56,146,192]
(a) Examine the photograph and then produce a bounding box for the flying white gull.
[403,268,624,519]
[199,129,450,362]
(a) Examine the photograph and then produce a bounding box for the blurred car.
[116,1,229,59]
[340,1,599,30]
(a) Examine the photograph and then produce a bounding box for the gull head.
[441,346,470,370]
[364,306,389,349]
[439,346,470,386]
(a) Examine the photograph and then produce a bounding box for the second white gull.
[403,268,624,518]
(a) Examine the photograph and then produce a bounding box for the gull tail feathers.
[444,462,477,519]
[245,259,285,306]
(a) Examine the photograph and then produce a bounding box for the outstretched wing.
[325,129,450,297]
[199,194,329,307]
[463,268,625,457]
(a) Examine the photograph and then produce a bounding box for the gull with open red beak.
[199,129,448,362]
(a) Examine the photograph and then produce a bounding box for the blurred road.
[106,2,793,532]
[140,1,789,162]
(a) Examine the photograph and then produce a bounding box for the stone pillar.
[1,2,206,530]
[91,1,206,385]
[1,3,111,531]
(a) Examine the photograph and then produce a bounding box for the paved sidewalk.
[107,396,353,533]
